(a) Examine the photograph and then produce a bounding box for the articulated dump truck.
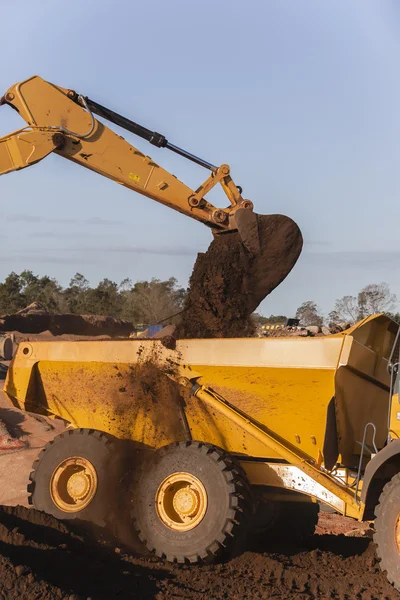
[4,313,400,588]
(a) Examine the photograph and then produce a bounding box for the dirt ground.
[0,303,133,338]
[0,385,399,599]
[0,506,397,600]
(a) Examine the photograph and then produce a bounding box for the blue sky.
[1,1,399,318]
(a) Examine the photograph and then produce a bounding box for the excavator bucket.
[237,211,303,313]
[177,212,303,338]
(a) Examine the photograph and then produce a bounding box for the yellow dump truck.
[4,313,400,588]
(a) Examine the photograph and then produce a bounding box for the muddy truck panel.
[4,314,395,469]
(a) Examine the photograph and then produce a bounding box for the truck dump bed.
[4,314,397,471]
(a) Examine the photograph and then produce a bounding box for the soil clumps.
[0,505,398,599]
[0,303,133,338]
[177,214,303,338]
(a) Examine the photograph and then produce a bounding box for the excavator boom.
[0,76,303,334]
[0,76,251,234]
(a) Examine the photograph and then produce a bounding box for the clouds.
[6,214,122,225]
[29,232,109,240]
[102,244,201,256]
[0,253,96,264]
[302,250,400,270]
[40,243,200,257]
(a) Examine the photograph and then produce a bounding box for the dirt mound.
[177,214,303,338]
[0,303,133,338]
[0,505,163,600]
[0,505,398,599]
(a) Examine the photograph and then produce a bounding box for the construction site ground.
[0,385,399,600]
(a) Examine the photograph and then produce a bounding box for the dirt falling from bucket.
[176,214,303,338]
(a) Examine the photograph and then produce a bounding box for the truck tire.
[374,473,400,590]
[132,441,251,563]
[27,429,117,527]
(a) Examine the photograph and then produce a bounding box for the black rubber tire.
[374,473,400,590]
[28,428,117,527]
[132,441,252,564]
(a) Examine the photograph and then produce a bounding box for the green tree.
[84,278,122,316]
[63,273,90,314]
[122,277,186,324]
[0,272,25,314]
[0,270,63,314]
[20,270,63,311]
[295,301,323,327]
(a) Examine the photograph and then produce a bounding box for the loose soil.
[0,304,133,338]
[177,214,303,338]
[0,505,397,600]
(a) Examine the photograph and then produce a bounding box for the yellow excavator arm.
[0,75,304,322]
[0,75,254,239]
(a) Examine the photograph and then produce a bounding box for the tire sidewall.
[376,482,400,585]
[31,431,114,525]
[134,445,236,558]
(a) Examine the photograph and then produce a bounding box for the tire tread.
[133,441,252,564]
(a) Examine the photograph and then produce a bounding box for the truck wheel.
[27,429,117,527]
[132,441,251,563]
[374,473,400,590]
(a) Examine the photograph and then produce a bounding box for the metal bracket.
[355,422,378,502]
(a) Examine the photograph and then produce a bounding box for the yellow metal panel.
[178,336,344,369]
[0,129,60,175]
[185,366,335,460]
[8,360,189,450]
[334,314,395,465]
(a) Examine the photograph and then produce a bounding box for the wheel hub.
[156,472,207,531]
[395,514,400,554]
[67,471,91,500]
[173,486,199,517]
[50,457,98,513]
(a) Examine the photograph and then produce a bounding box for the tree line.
[256,282,400,327]
[0,272,398,327]
[0,271,186,325]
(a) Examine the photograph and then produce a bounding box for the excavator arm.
[0,76,303,325]
[0,76,254,243]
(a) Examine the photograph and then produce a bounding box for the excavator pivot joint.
[220,164,230,176]
[212,209,228,225]
[188,195,206,208]
[239,199,254,211]
[52,133,65,147]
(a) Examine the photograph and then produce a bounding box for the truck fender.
[361,439,400,504]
